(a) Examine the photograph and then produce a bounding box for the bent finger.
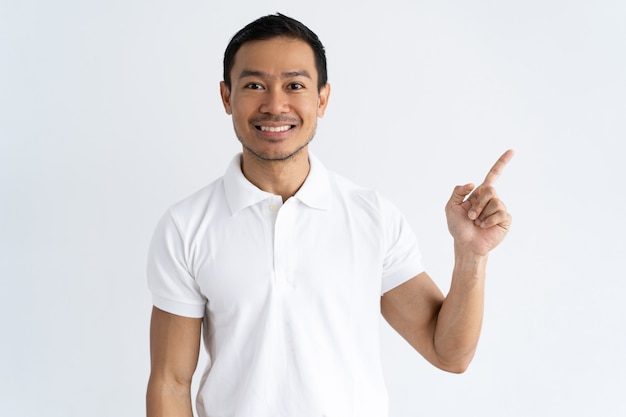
[448,183,475,206]
[475,209,512,229]
[467,185,498,220]
[475,198,507,223]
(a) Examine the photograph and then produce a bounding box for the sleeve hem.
[381,261,425,294]
[152,294,205,318]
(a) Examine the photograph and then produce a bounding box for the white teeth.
[259,125,291,132]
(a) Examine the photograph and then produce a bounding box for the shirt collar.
[293,152,330,210]
[223,152,331,215]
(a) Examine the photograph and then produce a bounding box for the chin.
[242,139,313,162]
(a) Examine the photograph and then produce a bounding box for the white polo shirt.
[147,153,424,417]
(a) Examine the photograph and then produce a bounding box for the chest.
[188,199,385,320]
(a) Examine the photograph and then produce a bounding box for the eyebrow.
[238,69,312,80]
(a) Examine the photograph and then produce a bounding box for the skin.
[220,37,330,202]
[381,150,513,372]
[147,36,513,415]
[146,308,201,417]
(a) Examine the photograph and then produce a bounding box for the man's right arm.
[147,306,203,417]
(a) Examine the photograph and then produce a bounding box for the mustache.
[250,116,300,125]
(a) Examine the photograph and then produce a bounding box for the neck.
[240,147,310,202]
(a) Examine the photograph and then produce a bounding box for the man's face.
[220,37,330,162]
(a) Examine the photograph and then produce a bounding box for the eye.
[288,82,305,90]
[245,83,263,90]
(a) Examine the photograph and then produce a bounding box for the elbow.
[441,360,471,374]
[431,337,478,374]
[433,351,476,374]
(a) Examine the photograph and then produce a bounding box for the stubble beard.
[234,123,317,163]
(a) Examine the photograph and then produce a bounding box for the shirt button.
[269,203,279,212]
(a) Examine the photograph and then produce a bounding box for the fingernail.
[468,210,477,220]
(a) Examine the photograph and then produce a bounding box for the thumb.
[448,183,475,206]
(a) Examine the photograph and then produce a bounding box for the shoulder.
[170,178,224,215]
[166,153,242,221]
[327,170,396,214]
[157,176,226,237]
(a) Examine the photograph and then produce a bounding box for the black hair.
[223,13,328,91]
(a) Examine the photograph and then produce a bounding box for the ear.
[317,83,331,117]
[220,81,232,115]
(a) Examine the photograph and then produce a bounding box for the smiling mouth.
[256,125,294,133]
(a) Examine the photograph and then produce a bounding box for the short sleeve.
[147,210,206,318]
[380,198,425,294]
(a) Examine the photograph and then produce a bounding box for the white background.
[1,1,625,416]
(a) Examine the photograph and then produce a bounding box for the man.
[146,13,513,417]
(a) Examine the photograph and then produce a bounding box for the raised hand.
[445,150,514,256]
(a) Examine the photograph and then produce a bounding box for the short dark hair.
[223,13,328,91]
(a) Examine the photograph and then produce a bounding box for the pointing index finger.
[482,149,514,186]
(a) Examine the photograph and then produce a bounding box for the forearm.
[433,247,488,372]
[146,375,194,417]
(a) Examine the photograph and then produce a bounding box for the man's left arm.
[381,150,514,373]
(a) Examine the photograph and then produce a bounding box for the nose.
[259,88,289,115]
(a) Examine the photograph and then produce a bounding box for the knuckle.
[482,185,496,195]
[493,199,505,211]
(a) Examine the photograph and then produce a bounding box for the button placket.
[272,199,295,288]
